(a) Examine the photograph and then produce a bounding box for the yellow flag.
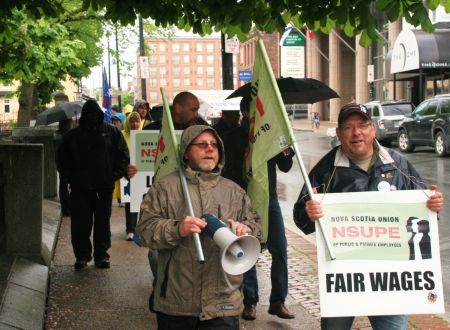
[245,40,296,242]
[154,88,180,182]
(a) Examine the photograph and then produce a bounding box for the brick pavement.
[254,227,450,329]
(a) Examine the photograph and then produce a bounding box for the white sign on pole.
[367,64,374,83]
[316,190,443,317]
[130,130,182,212]
[225,37,240,54]
[140,56,149,79]
[280,46,305,79]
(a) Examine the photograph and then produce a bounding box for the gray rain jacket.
[136,125,262,320]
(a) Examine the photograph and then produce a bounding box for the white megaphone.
[203,213,260,275]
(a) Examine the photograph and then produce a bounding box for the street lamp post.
[139,15,147,100]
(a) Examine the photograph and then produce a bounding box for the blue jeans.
[321,315,408,330]
[243,197,288,305]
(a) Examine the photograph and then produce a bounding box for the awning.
[188,90,241,111]
[391,29,450,74]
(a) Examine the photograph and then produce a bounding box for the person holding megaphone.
[136,125,262,330]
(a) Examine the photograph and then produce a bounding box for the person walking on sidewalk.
[58,100,129,270]
[136,125,262,329]
[122,112,142,241]
[128,91,208,312]
[293,103,444,330]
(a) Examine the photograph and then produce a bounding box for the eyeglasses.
[340,122,372,132]
[190,142,218,149]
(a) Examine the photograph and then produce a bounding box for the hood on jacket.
[180,125,224,172]
[122,112,142,149]
[133,99,150,113]
[123,112,142,135]
[79,99,104,129]
[123,104,133,116]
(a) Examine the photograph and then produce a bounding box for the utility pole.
[221,32,234,90]
[107,37,111,89]
[115,24,122,110]
[139,15,147,100]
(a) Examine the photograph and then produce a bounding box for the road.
[276,130,450,303]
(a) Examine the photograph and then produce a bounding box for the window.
[440,99,450,114]
[173,67,180,77]
[173,79,180,87]
[373,106,380,117]
[149,67,157,76]
[197,67,203,75]
[183,67,190,75]
[173,55,180,64]
[197,78,204,86]
[159,55,166,63]
[149,79,157,87]
[206,43,214,53]
[150,91,158,101]
[424,101,438,116]
[159,67,167,77]
[160,78,167,86]
[183,43,190,51]
[206,67,214,77]
[207,78,215,88]
[196,44,203,52]
[184,55,190,64]
[184,78,191,86]
[206,55,214,65]
[159,43,166,52]
[149,56,157,65]
[197,55,203,63]
[4,99,10,113]
[172,43,180,52]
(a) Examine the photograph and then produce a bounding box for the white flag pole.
[291,142,336,260]
[160,88,205,263]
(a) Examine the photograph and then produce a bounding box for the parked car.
[397,94,450,157]
[363,101,415,145]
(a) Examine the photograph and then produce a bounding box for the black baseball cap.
[338,103,371,125]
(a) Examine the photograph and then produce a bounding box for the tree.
[77,0,450,45]
[0,3,104,126]
[3,1,449,46]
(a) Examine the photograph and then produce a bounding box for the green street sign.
[282,33,305,46]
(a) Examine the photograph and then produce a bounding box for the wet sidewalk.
[46,202,450,330]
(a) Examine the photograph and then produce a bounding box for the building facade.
[137,35,238,105]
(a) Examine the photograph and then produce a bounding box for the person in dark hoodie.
[57,99,129,270]
[133,99,152,128]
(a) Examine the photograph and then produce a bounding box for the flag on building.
[102,67,112,124]
[245,40,296,242]
[153,88,180,182]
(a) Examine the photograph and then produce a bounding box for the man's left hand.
[427,185,444,213]
[226,219,251,237]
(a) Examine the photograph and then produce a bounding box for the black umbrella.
[226,77,339,104]
[35,101,84,126]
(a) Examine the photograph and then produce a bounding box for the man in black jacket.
[58,100,129,270]
[293,103,444,329]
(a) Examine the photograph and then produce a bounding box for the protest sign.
[316,190,444,317]
[129,130,182,212]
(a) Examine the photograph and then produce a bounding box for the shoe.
[74,259,88,270]
[268,301,295,319]
[242,304,257,320]
[126,233,134,241]
[95,258,110,269]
